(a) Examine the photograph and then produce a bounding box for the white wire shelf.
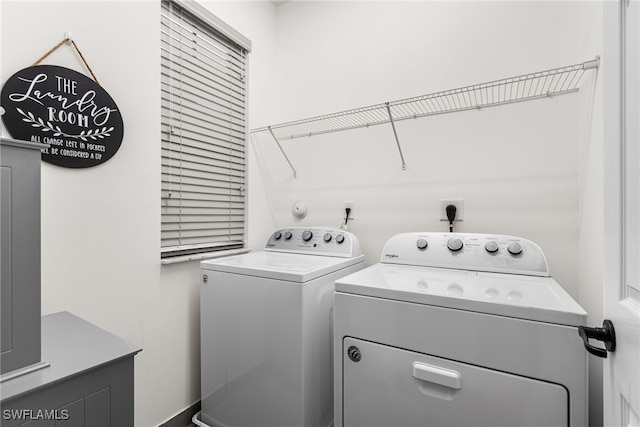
[251,57,599,177]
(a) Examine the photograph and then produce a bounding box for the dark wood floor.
[157,402,200,427]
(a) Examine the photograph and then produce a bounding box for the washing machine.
[200,227,365,427]
[334,232,588,427]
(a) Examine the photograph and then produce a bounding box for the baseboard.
[158,401,201,427]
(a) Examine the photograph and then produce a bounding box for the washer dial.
[485,241,499,253]
[508,242,523,255]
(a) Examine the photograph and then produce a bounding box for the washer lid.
[336,264,587,326]
[201,251,365,282]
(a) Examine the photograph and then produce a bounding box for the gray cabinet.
[1,138,47,375]
[0,138,141,425]
[1,312,141,427]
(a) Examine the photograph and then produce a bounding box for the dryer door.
[342,338,568,427]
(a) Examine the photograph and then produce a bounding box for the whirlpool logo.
[384,253,399,259]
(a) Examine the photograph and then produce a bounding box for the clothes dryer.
[201,227,364,427]
[334,232,587,427]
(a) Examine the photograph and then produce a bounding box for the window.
[160,0,251,259]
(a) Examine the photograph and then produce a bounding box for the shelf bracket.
[583,56,600,70]
[268,126,297,178]
[385,102,407,171]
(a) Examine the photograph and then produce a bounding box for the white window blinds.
[161,0,249,258]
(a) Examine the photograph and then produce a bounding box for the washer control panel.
[381,233,549,276]
[265,227,362,258]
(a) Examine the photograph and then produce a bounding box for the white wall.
[1,1,277,426]
[254,0,602,298]
[567,2,605,425]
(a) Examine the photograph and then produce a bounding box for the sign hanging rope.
[32,38,100,85]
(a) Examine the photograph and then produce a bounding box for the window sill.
[160,248,251,265]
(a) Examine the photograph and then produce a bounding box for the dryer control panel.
[265,227,362,258]
[381,233,549,276]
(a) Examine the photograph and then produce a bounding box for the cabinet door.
[0,141,42,374]
[1,167,13,355]
[342,338,567,427]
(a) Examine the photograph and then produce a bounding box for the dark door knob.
[578,319,616,358]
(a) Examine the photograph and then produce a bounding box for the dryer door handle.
[412,362,461,389]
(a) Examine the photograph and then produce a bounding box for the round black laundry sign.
[1,65,123,168]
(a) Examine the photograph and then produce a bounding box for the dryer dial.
[302,230,313,241]
[284,231,292,240]
[416,239,428,250]
[447,237,464,252]
[336,234,345,244]
[324,233,332,242]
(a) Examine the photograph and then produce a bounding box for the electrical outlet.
[343,201,355,223]
[440,199,464,221]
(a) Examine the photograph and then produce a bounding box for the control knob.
[302,230,313,242]
[416,239,428,250]
[284,231,292,240]
[485,241,499,253]
[447,237,464,252]
[273,231,282,240]
[508,242,523,255]
[324,233,332,242]
[336,234,345,244]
